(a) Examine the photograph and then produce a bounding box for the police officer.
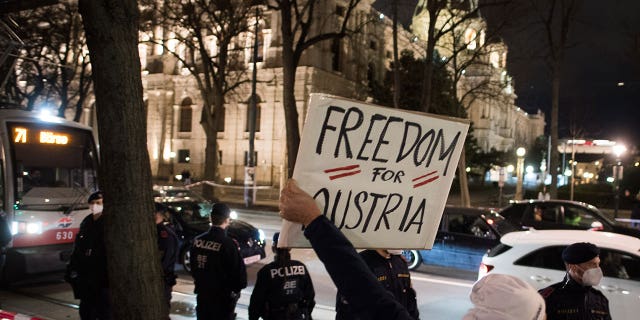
[190,203,247,320]
[249,232,315,320]
[155,203,179,309]
[336,249,419,320]
[65,191,111,320]
[539,242,611,320]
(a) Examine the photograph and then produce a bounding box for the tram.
[0,109,99,281]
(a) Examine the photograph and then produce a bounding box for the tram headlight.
[11,221,44,234]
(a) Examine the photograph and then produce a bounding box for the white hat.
[463,274,545,320]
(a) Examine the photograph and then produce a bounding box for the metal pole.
[614,160,621,218]
[246,6,260,207]
[570,141,576,201]
[515,157,524,200]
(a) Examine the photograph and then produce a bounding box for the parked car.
[153,186,266,272]
[498,199,640,238]
[479,229,640,320]
[402,206,517,272]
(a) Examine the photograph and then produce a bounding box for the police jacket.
[304,216,413,320]
[249,257,315,320]
[157,222,179,280]
[336,250,419,320]
[66,214,108,297]
[539,275,611,320]
[190,226,247,296]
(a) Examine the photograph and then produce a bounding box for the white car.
[478,230,640,320]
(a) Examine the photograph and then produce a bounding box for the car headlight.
[230,210,238,220]
[258,229,265,242]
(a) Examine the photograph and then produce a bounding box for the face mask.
[580,267,603,286]
[90,204,103,214]
[387,250,404,255]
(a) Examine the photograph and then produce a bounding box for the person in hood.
[65,191,111,320]
[463,274,545,320]
[539,242,611,320]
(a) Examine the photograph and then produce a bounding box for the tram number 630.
[56,231,74,241]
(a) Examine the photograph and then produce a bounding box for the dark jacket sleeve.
[303,216,413,320]
[249,266,268,320]
[225,238,247,292]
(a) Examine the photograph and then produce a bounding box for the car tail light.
[478,263,494,278]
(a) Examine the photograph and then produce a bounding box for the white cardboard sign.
[279,94,469,249]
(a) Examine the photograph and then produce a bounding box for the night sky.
[373,0,640,147]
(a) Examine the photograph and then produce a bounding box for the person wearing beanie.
[463,274,545,320]
[538,242,611,320]
[65,190,112,319]
[248,232,315,320]
[189,202,247,319]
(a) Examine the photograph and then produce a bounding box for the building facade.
[140,0,544,187]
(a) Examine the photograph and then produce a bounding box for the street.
[0,208,475,320]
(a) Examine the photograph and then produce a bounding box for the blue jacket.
[304,216,413,320]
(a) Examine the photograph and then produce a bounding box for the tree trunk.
[392,0,400,109]
[200,90,222,200]
[457,149,471,207]
[78,0,166,319]
[280,2,301,179]
[549,61,560,199]
[419,8,438,113]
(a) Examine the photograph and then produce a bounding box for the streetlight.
[612,144,626,218]
[515,147,526,200]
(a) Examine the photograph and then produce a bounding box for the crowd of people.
[56,180,615,320]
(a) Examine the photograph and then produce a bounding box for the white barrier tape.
[186,180,275,190]
[0,310,43,320]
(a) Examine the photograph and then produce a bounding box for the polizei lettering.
[193,239,222,251]
[270,265,306,279]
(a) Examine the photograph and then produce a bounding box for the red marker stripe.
[324,164,360,173]
[413,175,439,188]
[412,170,438,182]
[329,170,361,180]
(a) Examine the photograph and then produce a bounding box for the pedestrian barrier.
[0,309,43,320]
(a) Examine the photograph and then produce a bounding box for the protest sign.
[279,94,469,249]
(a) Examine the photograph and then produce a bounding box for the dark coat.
[157,222,179,284]
[249,257,315,320]
[336,250,419,320]
[189,226,247,296]
[304,216,414,320]
[66,214,108,299]
[539,275,611,320]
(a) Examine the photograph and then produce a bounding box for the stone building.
[140,0,424,186]
[140,0,544,186]
[411,0,545,153]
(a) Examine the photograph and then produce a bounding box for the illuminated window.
[178,149,190,163]
[464,28,477,50]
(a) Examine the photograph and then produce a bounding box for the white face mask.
[90,204,103,214]
[387,250,404,255]
[580,267,603,286]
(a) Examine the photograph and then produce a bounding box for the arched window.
[464,28,477,50]
[179,97,193,132]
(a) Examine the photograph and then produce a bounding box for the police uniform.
[336,250,419,320]
[66,191,111,320]
[304,215,414,320]
[190,203,247,320]
[249,233,315,320]
[539,242,611,320]
[156,204,179,308]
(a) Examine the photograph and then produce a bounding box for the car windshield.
[155,188,212,226]
[484,211,518,235]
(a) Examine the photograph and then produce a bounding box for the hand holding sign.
[279,94,469,249]
[279,179,322,227]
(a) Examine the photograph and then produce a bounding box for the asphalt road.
[0,208,476,320]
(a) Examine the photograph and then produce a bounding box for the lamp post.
[515,147,526,200]
[245,5,260,207]
[612,144,626,218]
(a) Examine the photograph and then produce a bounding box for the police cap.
[210,203,231,218]
[88,191,103,203]
[562,242,599,264]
